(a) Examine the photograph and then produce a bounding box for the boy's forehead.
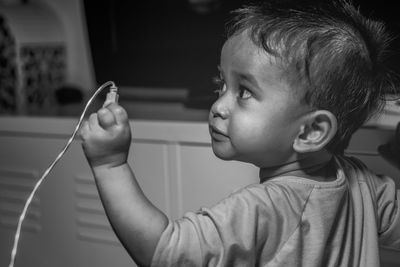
[223,31,258,57]
[221,31,280,76]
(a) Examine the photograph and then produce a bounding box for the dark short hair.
[227,0,399,154]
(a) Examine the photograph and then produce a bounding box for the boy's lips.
[209,125,229,141]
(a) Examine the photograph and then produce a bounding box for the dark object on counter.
[55,86,84,116]
[55,86,83,105]
[378,122,400,169]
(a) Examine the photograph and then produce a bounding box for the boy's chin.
[211,146,236,161]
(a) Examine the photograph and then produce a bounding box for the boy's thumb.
[98,108,116,129]
[107,104,129,125]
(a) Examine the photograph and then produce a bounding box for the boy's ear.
[293,110,337,153]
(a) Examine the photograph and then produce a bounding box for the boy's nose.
[211,96,229,119]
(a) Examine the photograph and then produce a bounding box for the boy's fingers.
[107,104,129,125]
[98,108,116,129]
[79,120,89,140]
[88,113,99,131]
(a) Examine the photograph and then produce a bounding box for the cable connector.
[103,83,119,107]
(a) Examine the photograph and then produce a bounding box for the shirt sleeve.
[150,187,261,267]
[150,183,308,267]
[376,175,400,250]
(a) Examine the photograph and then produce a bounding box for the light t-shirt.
[151,155,400,266]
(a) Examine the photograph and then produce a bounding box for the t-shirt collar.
[259,149,333,183]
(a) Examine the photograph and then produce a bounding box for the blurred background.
[0,0,250,120]
[0,0,399,120]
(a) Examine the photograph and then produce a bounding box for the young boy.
[80,0,400,266]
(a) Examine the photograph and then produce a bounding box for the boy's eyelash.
[212,76,224,86]
[212,76,225,94]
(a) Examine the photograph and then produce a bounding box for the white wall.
[36,0,95,92]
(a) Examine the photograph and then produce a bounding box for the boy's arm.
[80,104,168,266]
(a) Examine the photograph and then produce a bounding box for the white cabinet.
[0,117,399,266]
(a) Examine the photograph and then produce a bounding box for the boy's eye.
[238,87,252,99]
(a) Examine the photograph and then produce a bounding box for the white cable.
[8,81,117,267]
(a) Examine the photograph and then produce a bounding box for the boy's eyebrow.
[236,72,262,91]
[218,65,266,92]
[219,64,259,86]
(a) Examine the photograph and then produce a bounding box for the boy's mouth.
[209,125,229,141]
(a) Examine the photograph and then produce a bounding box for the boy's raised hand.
[80,103,168,266]
[80,103,131,168]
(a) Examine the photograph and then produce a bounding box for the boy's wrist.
[91,162,130,179]
[87,153,128,169]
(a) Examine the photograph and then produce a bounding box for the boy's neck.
[259,150,334,183]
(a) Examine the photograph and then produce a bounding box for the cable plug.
[102,83,119,108]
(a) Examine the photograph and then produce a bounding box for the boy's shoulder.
[216,155,397,217]
[336,155,397,188]
[219,179,318,215]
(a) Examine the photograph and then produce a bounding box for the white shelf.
[366,101,400,130]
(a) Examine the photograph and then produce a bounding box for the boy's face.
[208,31,311,168]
